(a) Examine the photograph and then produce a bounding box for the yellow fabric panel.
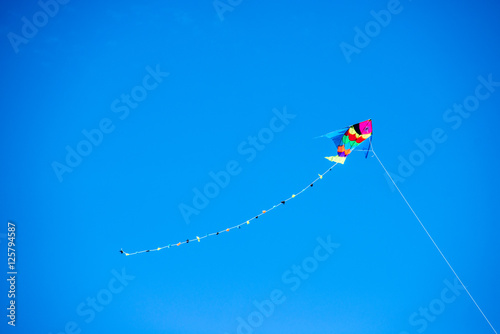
[325,156,346,164]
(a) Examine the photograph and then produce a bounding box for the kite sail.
[323,119,372,164]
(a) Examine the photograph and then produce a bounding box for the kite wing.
[323,119,372,164]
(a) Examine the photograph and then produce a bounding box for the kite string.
[123,162,339,256]
[372,148,497,334]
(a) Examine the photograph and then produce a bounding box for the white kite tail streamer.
[122,162,339,256]
[372,149,497,334]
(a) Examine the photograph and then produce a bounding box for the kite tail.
[325,155,346,164]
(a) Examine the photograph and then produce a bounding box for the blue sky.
[1,0,500,333]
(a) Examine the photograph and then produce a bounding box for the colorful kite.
[323,119,372,164]
[120,119,372,256]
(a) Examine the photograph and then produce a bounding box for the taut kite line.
[120,118,496,332]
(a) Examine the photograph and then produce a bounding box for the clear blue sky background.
[1,0,499,333]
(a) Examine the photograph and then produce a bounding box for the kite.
[120,119,372,256]
[323,119,372,164]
